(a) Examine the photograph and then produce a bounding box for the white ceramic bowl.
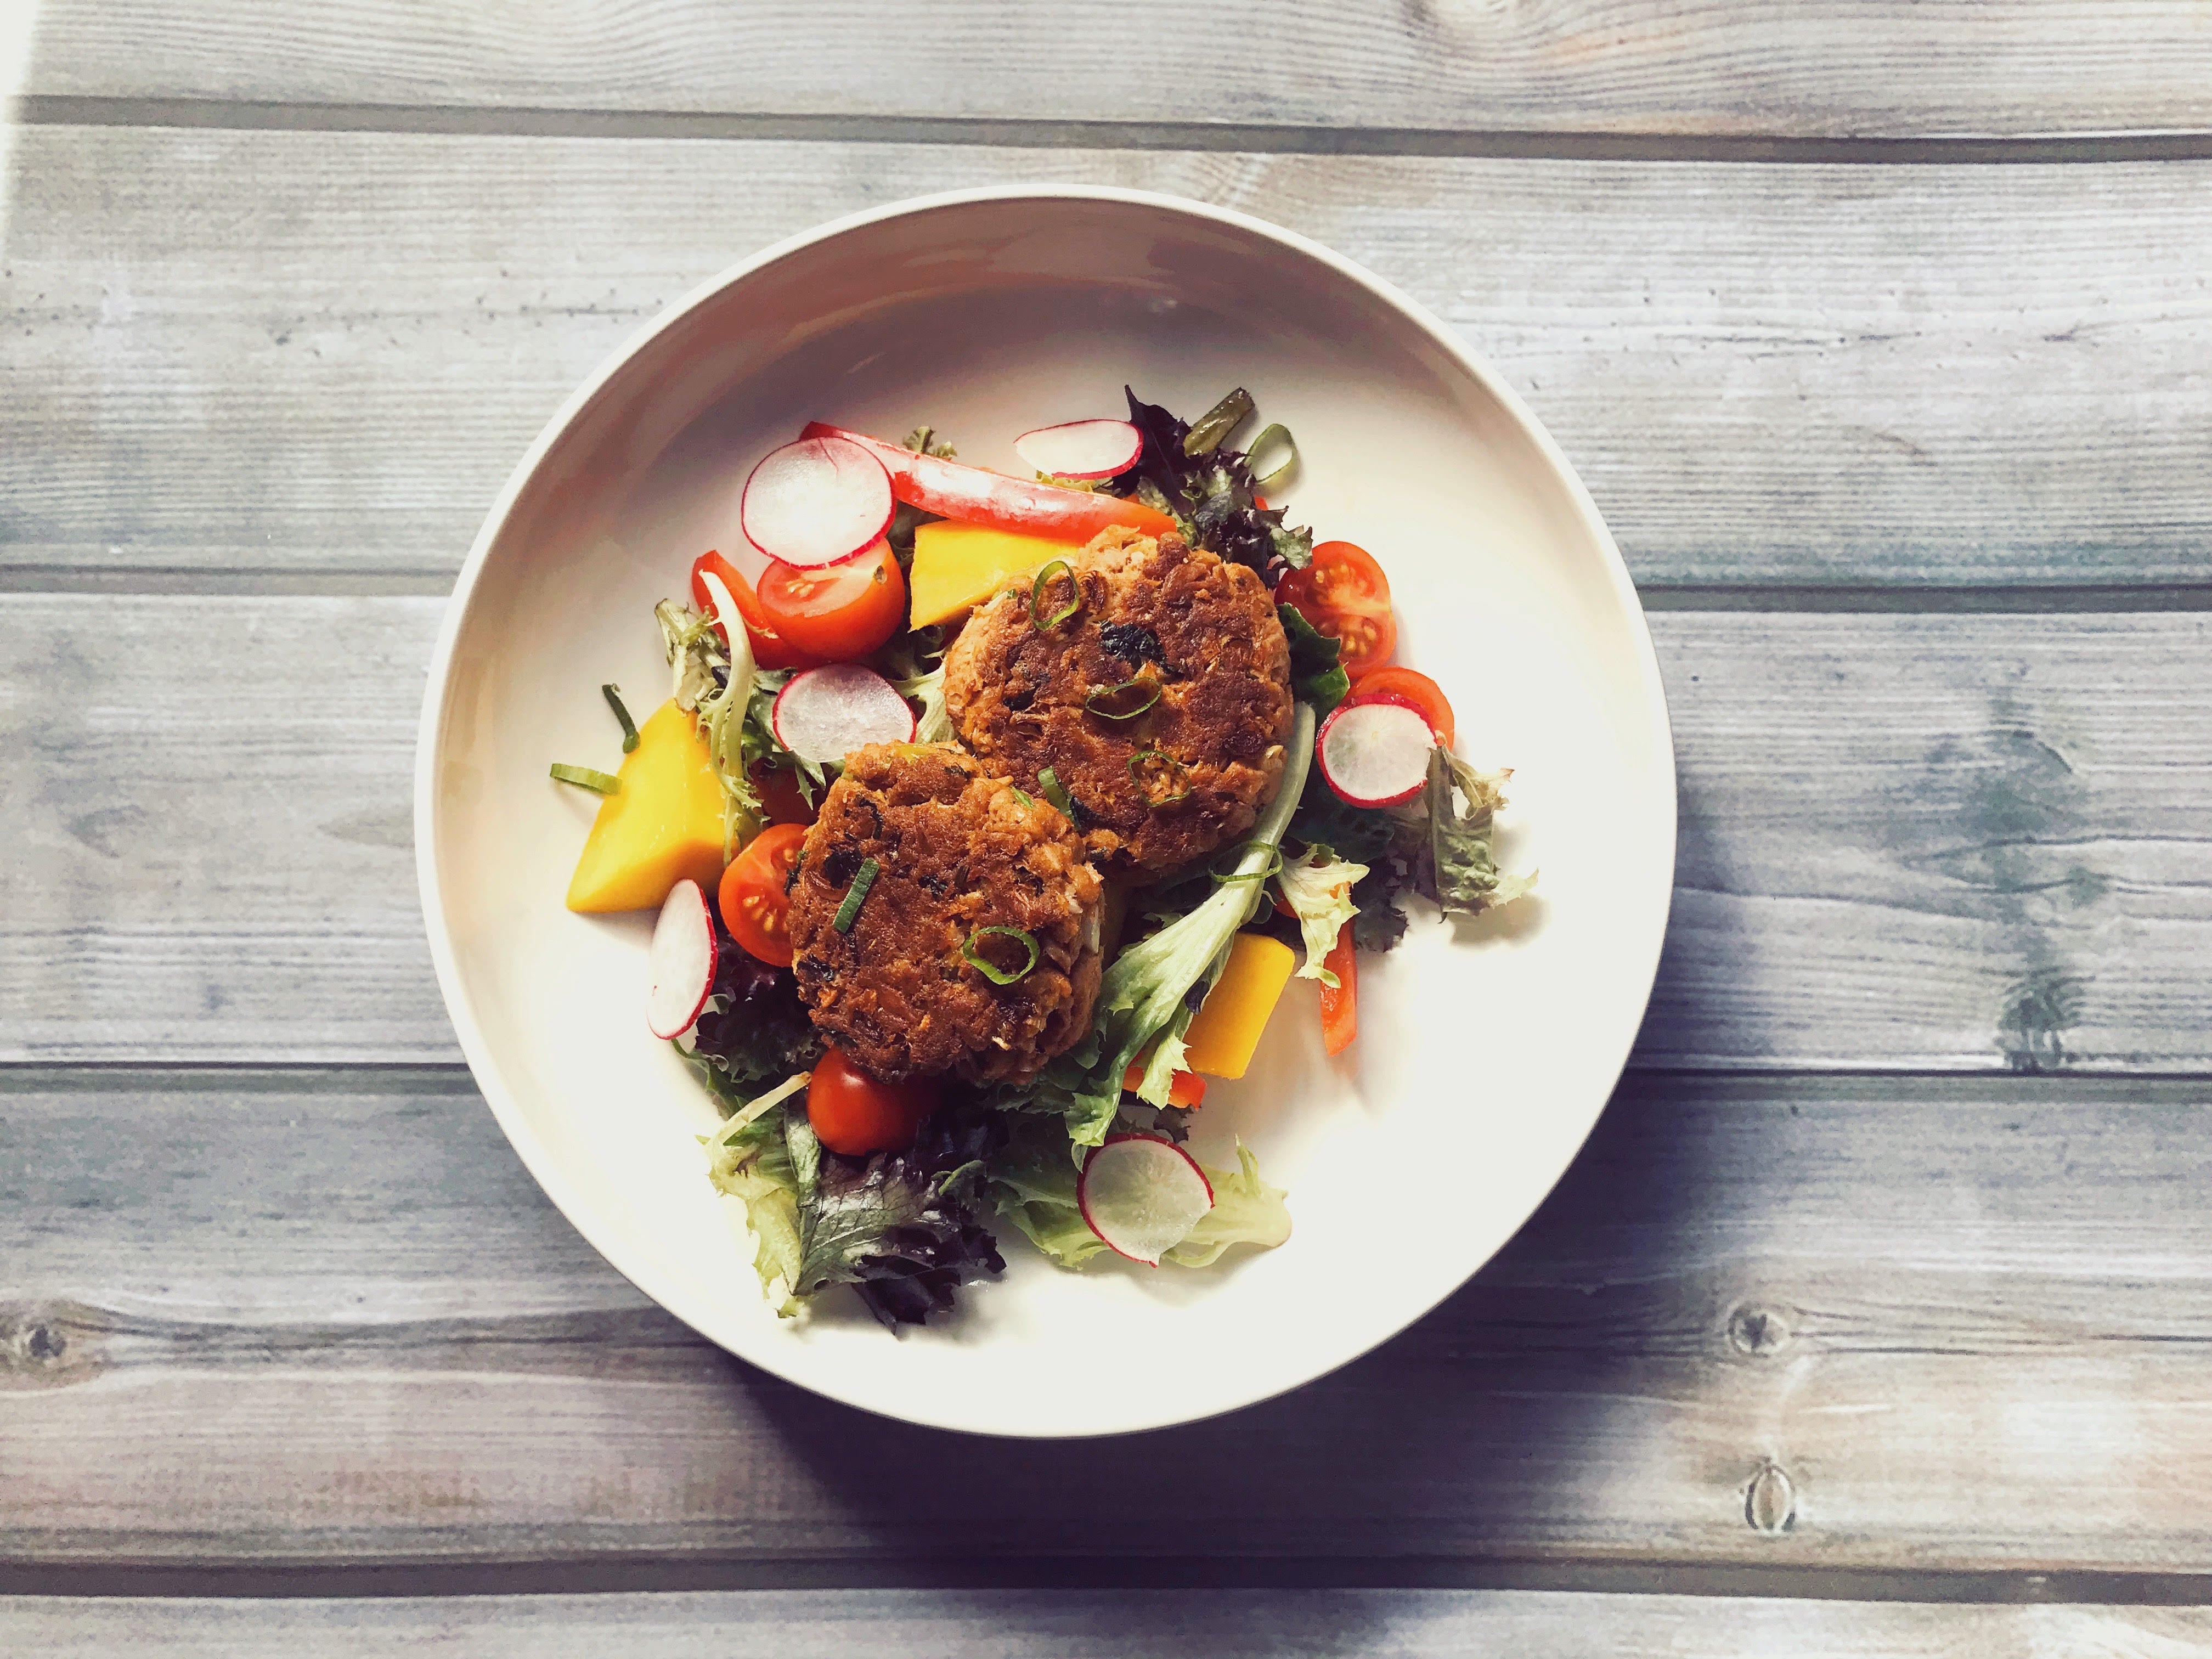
[416,187,1675,1438]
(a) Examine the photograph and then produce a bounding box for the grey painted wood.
[4,598,2206,1069]
[5,125,2210,590]
[18,1,2212,140]
[9,1589,2212,1656]
[5,1069,2212,1573]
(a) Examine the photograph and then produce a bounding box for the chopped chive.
[1248,423,1296,491]
[550,763,620,794]
[1128,748,1190,804]
[1030,559,1079,630]
[832,857,879,933]
[1211,844,1284,885]
[962,926,1040,985]
[1183,387,1254,456]
[601,683,640,753]
[1036,766,1079,823]
[1085,676,1161,721]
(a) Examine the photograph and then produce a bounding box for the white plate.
[416,187,1675,1438]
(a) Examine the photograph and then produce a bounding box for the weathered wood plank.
[6,1069,2212,1575]
[8,1588,2212,1656]
[5,125,2210,589]
[18,0,2212,139]
[3,598,2206,1069]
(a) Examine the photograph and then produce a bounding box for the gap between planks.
[6,1557,2212,1605]
[12,95,2212,163]
[4,568,2210,614]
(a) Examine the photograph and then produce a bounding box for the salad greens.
[1277,845,1367,988]
[1111,387,1314,577]
[652,388,1532,1332]
[986,1115,1289,1271]
[708,1093,1006,1327]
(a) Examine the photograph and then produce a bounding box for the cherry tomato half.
[717,822,808,967]
[806,1048,941,1156]
[1276,540,1396,678]
[757,540,907,661]
[1350,665,1455,749]
[690,550,824,672]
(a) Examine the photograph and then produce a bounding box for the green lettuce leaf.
[1278,604,1350,714]
[1425,748,1537,917]
[986,1119,1289,1273]
[1166,1141,1291,1267]
[1276,844,1367,985]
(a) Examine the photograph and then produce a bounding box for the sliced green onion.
[962,926,1040,985]
[1085,677,1161,721]
[832,856,879,933]
[601,683,640,753]
[550,763,620,794]
[1037,766,1081,825]
[1184,387,1254,456]
[1030,559,1078,630]
[1128,748,1190,804]
[1248,423,1297,491]
[1211,844,1284,885]
[1008,785,1035,808]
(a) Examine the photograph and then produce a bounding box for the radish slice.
[740,435,894,569]
[1077,1133,1216,1266]
[771,663,917,764]
[1013,419,1143,481]
[1317,695,1436,808]
[647,879,717,1040]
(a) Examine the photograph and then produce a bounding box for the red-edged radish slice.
[1317,695,1436,808]
[647,878,718,1040]
[1077,1132,1216,1266]
[771,663,917,764]
[1012,419,1143,481]
[740,435,894,569]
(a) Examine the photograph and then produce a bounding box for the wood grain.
[3,597,2206,1069]
[7,1068,2212,1576]
[8,1589,2212,1656]
[17,1,2212,140]
[5,125,2210,589]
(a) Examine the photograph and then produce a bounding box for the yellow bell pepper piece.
[565,698,727,912]
[1180,934,1297,1080]
[908,520,1085,628]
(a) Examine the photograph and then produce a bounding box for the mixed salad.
[554,389,1532,1328]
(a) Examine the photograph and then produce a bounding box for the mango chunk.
[909,520,1084,628]
[1181,934,1297,1080]
[565,698,726,912]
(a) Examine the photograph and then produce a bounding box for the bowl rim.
[414,183,1678,1437]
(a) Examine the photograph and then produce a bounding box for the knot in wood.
[1728,1303,1792,1357]
[1745,1461,1796,1535]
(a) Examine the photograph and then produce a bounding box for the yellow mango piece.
[909,520,1084,628]
[1180,934,1297,1080]
[565,699,727,912]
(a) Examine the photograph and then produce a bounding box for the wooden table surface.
[5,4,2212,1651]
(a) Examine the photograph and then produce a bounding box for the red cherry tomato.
[1276,540,1396,678]
[716,822,808,967]
[1350,665,1455,749]
[690,550,824,672]
[806,1048,941,1156]
[748,759,817,828]
[1319,919,1357,1056]
[756,540,907,661]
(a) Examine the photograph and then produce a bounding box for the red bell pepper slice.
[802,422,1177,544]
